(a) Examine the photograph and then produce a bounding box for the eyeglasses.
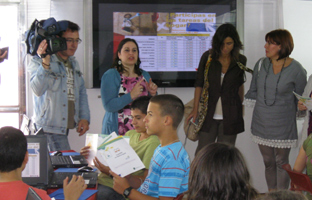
[65,38,82,44]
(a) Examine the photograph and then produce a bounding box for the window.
[0,2,26,129]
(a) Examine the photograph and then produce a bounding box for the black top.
[195,51,247,135]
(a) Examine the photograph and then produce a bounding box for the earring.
[118,59,122,65]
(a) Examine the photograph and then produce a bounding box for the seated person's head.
[256,190,307,200]
[0,126,27,173]
[147,94,184,131]
[130,96,151,133]
[188,143,258,200]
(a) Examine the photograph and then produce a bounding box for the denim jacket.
[28,54,90,135]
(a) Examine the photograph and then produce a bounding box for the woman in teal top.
[101,38,158,135]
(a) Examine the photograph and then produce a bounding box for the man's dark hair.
[67,21,80,32]
[60,20,80,37]
[0,126,27,172]
[150,94,184,129]
[131,96,151,115]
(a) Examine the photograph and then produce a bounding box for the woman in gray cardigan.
[245,29,307,190]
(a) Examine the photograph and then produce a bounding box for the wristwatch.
[123,186,133,198]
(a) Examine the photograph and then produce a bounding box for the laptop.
[20,114,31,135]
[22,135,53,190]
[34,127,44,135]
[49,170,98,188]
[26,187,42,200]
[22,135,98,189]
[50,154,88,169]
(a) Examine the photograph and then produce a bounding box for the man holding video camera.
[28,20,90,151]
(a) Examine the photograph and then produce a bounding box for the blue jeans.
[96,184,125,200]
[45,132,71,151]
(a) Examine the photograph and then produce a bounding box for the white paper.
[85,132,119,166]
[293,91,312,110]
[98,136,145,177]
[85,133,99,165]
[96,132,119,166]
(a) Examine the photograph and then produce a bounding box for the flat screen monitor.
[93,0,238,87]
[22,135,52,189]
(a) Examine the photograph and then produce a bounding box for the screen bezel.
[92,0,238,88]
[22,135,51,187]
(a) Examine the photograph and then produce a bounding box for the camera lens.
[47,24,56,34]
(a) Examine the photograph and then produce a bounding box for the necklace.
[264,57,286,106]
[162,139,180,147]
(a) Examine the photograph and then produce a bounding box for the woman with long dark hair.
[101,38,157,135]
[187,23,247,154]
[188,143,258,200]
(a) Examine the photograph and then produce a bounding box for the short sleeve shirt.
[138,141,190,198]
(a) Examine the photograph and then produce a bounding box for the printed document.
[293,91,312,110]
[97,136,145,177]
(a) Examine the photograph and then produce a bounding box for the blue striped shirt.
[138,141,190,198]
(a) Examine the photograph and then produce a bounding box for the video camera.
[25,18,68,57]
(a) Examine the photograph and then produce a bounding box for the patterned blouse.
[117,74,148,135]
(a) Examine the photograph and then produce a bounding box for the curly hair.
[112,38,142,76]
[210,23,243,61]
[187,143,258,200]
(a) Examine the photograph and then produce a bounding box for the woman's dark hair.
[187,143,258,200]
[256,190,307,200]
[112,38,142,76]
[210,23,243,61]
[265,29,293,61]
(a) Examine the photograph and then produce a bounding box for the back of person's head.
[188,143,258,200]
[265,29,293,61]
[0,126,27,172]
[210,23,243,61]
[130,96,151,115]
[150,94,184,129]
[256,190,307,200]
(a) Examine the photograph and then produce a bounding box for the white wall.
[283,0,312,76]
[26,0,312,194]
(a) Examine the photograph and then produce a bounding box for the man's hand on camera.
[37,40,51,69]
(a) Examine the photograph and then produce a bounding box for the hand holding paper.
[98,136,145,177]
[293,91,312,110]
[110,170,130,194]
[93,156,110,175]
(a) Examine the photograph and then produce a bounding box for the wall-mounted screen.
[93,0,238,87]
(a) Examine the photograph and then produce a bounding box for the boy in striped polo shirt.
[111,94,190,200]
